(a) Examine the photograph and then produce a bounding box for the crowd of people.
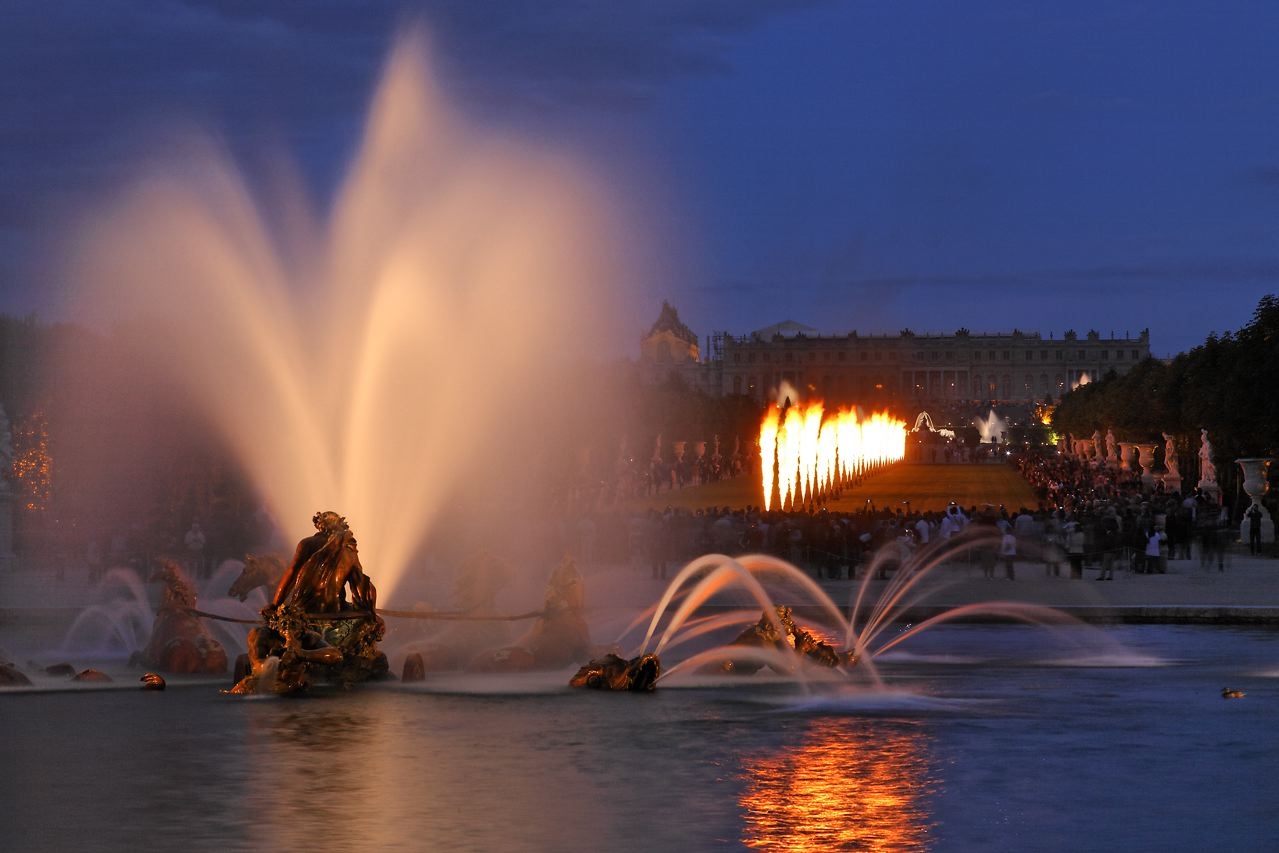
[559,449,1256,583]
[52,448,1261,591]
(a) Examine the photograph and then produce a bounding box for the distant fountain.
[60,30,628,602]
[974,409,1007,444]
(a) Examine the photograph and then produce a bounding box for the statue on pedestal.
[230,511,387,694]
[1198,429,1217,487]
[1162,432,1180,480]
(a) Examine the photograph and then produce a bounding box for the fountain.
[0,30,1184,705]
[56,29,628,607]
[229,510,388,694]
[11,20,1054,687]
[974,408,1007,444]
[565,531,1097,694]
[1,27,1276,852]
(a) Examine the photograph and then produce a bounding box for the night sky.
[4,1,1278,358]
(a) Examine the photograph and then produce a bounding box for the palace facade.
[640,302,1152,409]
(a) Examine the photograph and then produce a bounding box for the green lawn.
[623,462,1039,515]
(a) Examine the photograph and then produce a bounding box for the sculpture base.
[229,608,389,695]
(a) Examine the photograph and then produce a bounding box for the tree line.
[1051,294,1279,497]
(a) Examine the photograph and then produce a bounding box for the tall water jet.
[974,408,1007,444]
[56,31,630,600]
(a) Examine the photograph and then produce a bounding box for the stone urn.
[1236,458,1274,545]
[1135,443,1158,487]
[1117,442,1134,472]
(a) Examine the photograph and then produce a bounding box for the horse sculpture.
[569,653,660,691]
[226,553,286,601]
[467,557,592,672]
[136,559,229,675]
[709,605,855,675]
[400,556,595,680]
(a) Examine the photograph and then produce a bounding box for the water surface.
[3,624,1276,851]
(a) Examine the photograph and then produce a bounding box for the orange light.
[739,719,936,850]
[760,400,906,510]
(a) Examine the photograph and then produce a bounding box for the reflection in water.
[739,719,936,851]
[246,703,405,852]
[236,694,605,851]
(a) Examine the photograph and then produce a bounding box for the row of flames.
[759,402,906,511]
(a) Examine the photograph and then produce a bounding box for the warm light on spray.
[759,401,906,510]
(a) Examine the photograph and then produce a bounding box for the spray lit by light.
[65,30,628,599]
[759,401,906,510]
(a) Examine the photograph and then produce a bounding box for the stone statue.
[1198,429,1217,486]
[704,605,856,675]
[569,652,661,691]
[1162,432,1180,479]
[270,511,378,613]
[1105,430,1117,464]
[230,511,387,694]
[1091,430,1103,461]
[472,556,592,672]
[136,559,228,675]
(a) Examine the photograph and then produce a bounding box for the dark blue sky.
[3,1,1278,357]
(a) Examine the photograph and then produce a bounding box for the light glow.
[759,400,906,510]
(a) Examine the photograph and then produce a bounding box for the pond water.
[3,624,1276,852]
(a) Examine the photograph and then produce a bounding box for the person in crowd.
[1065,520,1086,580]
[1247,503,1264,556]
[1000,528,1017,580]
[1097,508,1120,581]
[1145,524,1168,574]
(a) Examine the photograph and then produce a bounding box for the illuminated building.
[640,305,1152,408]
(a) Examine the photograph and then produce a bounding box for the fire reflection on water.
[738,718,937,851]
